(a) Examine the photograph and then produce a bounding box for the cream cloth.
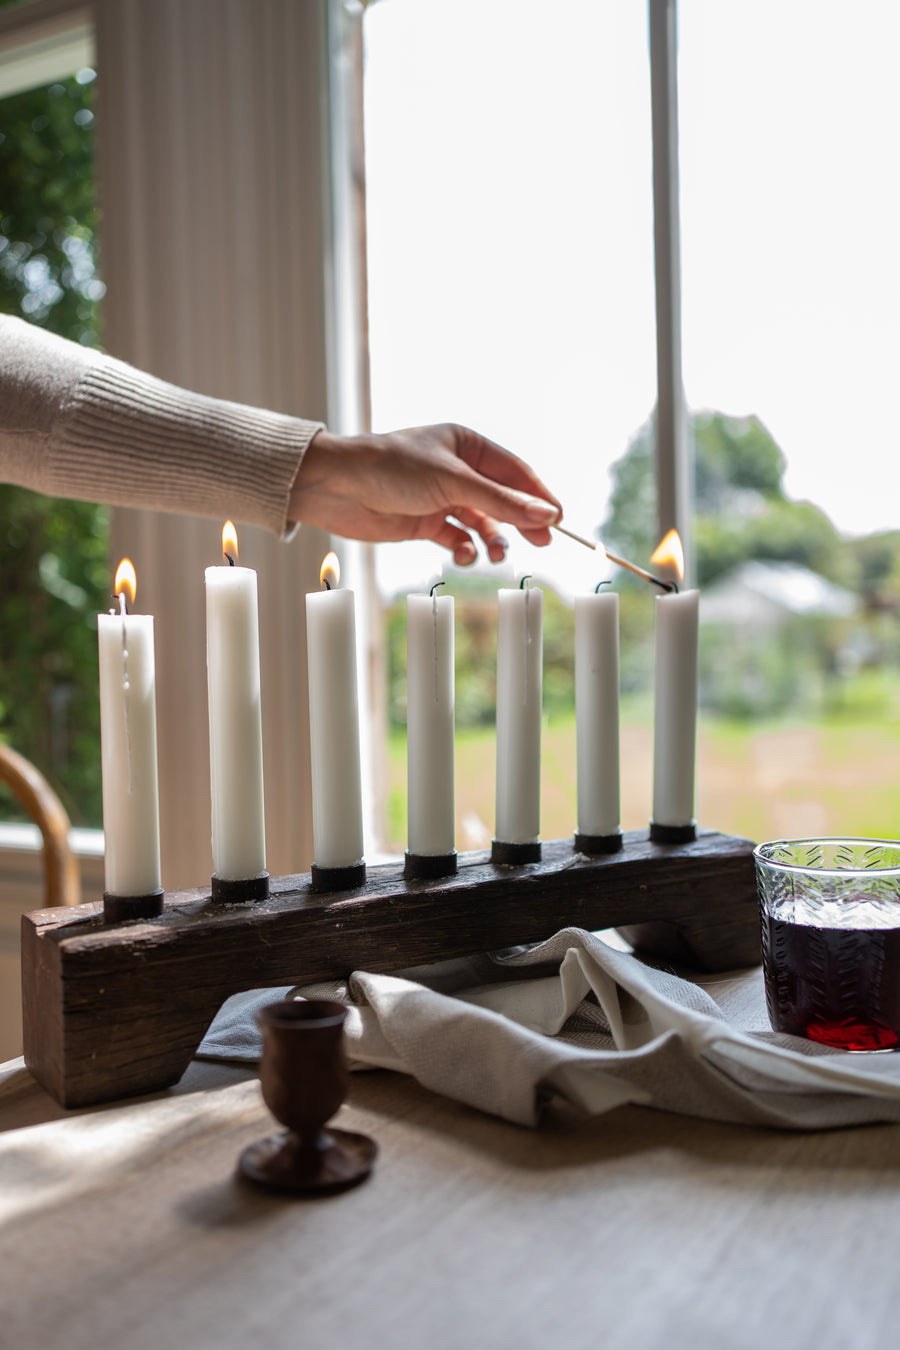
[199,927,900,1130]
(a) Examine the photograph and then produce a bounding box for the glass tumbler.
[754,838,900,1051]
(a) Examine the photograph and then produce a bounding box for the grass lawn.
[385,703,900,853]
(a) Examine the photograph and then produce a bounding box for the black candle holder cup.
[211,872,270,903]
[649,821,697,845]
[574,831,624,856]
[491,840,542,865]
[404,850,458,880]
[310,861,367,893]
[102,889,165,923]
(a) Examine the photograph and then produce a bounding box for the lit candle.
[650,530,699,837]
[494,578,543,856]
[406,583,455,863]
[306,552,365,875]
[205,522,267,883]
[574,584,621,848]
[97,559,162,898]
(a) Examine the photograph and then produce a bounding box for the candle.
[574,586,620,841]
[205,522,266,882]
[494,578,543,847]
[406,584,455,858]
[97,559,161,897]
[650,531,699,832]
[306,552,364,870]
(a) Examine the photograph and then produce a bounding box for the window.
[0,51,105,826]
[363,0,658,849]
[679,0,900,841]
[365,0,900,851]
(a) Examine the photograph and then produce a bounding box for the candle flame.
[222,520,239,564]
[320,551,340,590]
[114,558,137,607]
[650,529,684,585]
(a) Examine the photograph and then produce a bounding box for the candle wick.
[226,554,236,567]
[322,578,332,591]
[594,580,612,594]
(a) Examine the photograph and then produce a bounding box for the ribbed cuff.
[50,357,323,537]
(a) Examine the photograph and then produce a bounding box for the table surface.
[2,1036,900,1350]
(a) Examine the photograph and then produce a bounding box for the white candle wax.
[495,583,543,845]
[574,590,620,838]
[205,563,266,880]
[98,609,161,896]
[406,591,455,857]
[652,588,699,828]
[306,583,364,869]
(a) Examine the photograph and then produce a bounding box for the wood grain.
[21,830,759,1107]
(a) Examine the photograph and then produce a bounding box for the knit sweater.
[0,315,323,537]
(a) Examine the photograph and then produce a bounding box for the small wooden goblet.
[239,998,377,1195]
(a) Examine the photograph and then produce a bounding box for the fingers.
[450,426,563,526]
[427,516,479,567]
[452,507,509,563]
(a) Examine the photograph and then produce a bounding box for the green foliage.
[602,407,850,588]
[600,413,656,574]
[0,72,101,343]
[385,579,577,730]
[0,71,108,824]
[848,530,900,605]
[0,489,108,822]
[693,411,785,508]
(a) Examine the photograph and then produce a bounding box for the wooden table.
[2,1043,899,1350]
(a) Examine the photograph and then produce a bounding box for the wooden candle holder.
[21,828,759,1108]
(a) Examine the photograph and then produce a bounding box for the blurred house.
[700,561,859,716]
[701,560,858,627]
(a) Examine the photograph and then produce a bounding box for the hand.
[288,424,562,566]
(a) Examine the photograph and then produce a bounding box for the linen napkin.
[198,927,900,1130]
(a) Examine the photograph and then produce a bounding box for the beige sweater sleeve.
[0,315,323,537]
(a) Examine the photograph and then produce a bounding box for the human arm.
[0,316,561,554]
[0,315,321,535]
[289,425,561,566]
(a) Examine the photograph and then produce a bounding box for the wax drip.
[119,592,134,795]
[431,580,445,704]
[521,576,532,707]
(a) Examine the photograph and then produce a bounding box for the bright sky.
[363,0,900,598]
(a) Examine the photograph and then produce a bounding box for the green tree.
[0,70,108,824]
[0,72,102,343]
[602,409,849,588]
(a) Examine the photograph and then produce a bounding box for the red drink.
[761,911,900,1051]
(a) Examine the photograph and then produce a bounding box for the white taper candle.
[652,587,699,828]
[495,581,543,845]
[306,554,365,870]
[407,589,455,857]
[205,524,266,881]
[97,561,161,897]
[574,588,620,839]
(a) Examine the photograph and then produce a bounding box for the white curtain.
[95,0,353,887]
